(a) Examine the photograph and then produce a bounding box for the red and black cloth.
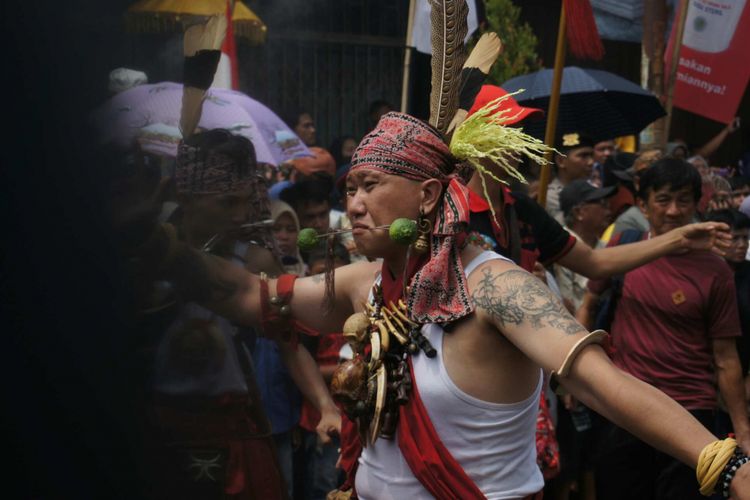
[468,186,576,272]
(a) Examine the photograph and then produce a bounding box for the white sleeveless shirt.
[355,250,544,499]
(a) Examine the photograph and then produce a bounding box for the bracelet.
[718,448,750,498]
[259,273,318,344]
[550,330,609,393]
[184,49,221,90]
[697,438,738,495]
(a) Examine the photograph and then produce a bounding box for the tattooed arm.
[471,259,717,470]
[162,239,375,333]
[470,261,588,372]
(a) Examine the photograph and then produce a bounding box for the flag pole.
[537,1,567,208]
[401,0,417,112]
[662,0,690,148]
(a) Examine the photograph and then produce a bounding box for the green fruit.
[389,218,418,245]
[297,228,319,252]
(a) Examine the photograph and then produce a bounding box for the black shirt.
[468,187,576,272]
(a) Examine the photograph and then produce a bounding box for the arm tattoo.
[472,268,584,335]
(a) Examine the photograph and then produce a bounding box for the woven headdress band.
[175,142,257,195]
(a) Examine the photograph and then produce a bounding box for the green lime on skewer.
[389,218,418,245]
[297,228,319,252]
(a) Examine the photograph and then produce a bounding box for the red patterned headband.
[350,112,455,182]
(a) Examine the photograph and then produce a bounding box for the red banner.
[665,0,750,124]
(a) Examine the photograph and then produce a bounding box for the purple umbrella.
[92,82,310,165]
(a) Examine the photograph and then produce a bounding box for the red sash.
[339,357,485,499]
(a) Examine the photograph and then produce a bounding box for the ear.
[572,205,584,220]
[637,195,648,217]
[554,152,565,170]
[419,178,444,216]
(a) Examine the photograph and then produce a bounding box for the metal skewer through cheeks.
[202,219,275,253]
[297,218,418,252]
[316,224,391,238]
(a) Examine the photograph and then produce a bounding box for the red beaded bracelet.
[259,273,318,346]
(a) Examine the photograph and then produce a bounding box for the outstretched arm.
[557,221,730,279]
[714,338,750,451]
[160,235,374,333]
[471,260,724,469]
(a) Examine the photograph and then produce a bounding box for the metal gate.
[239,0,410,148]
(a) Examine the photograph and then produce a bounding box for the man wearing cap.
[555,181,616,312]
[122,107,750,498]
[290,146,336,179]
[546,132,596,225]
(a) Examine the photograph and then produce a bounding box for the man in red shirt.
[585,158,749,500]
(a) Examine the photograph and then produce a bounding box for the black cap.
[556,131,595,152]
[604,152,637,187]
[611,167,636,183]
[560,180,617,216]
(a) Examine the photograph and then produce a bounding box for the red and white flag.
[212,0,239,89]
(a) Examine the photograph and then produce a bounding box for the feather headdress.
[428,0,468,134]
[450,91,557,221]
[180,15,227,139]
[445,32,502,139]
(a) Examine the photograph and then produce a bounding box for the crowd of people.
[114,71,750,500]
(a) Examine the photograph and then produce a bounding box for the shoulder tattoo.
[471,267,583,335]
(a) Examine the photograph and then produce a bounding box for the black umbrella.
[501,66,666,142]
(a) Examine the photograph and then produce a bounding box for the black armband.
[183,49,221,90]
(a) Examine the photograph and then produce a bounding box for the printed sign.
[665,0,750,124]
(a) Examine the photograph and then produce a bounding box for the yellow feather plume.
[450,91,557,221]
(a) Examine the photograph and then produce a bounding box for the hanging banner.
[665,0,750,124]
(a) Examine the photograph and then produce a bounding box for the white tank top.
[355,250,544,499]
